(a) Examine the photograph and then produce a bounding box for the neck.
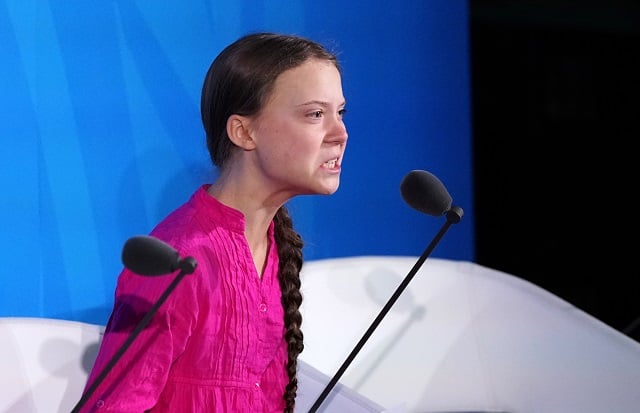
[206,181,279,278]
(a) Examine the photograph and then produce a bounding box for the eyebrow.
[296,100,346,108]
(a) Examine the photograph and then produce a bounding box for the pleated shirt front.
[81,185,288,412]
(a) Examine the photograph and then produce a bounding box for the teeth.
[324,159,337,168]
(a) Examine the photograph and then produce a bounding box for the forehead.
[268,59,343,104]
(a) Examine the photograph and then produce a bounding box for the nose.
[327,116,348,144]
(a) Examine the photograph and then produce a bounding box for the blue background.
[1,0,473,325]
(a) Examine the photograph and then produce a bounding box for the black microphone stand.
[70,257,197,413]
[308,206,463,413]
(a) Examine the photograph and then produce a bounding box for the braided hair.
[273,206,304,412]
[201,32,339,412]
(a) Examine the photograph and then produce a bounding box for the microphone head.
[122,235,181,276]
[400,170,452,216]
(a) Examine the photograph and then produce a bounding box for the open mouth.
[323,158,338,168]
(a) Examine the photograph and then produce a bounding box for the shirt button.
[96,400,105,408]
[255,381,261,389]
[258,303,267,313]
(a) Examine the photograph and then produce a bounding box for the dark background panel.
[470,1,640,341]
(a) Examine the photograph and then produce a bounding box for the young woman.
[80,32,348,412]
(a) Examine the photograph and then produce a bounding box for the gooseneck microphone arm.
[307,206,463,413]
[308,170,461,412]
[70,237,197,413]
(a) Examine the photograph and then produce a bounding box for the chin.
[321,184,340,195]
[305,185,339,196]
[303,177,340,195]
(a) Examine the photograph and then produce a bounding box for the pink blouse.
[80,185,288,412]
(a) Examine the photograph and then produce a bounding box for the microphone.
[71,236,197,413]
[308,170,463,413]
[122,235,196,276]
[400,169,452,216]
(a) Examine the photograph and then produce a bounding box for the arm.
[79,267,198,412]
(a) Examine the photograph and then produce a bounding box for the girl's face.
[247,58,348,200]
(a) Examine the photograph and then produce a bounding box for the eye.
[338,108,347,118]
[308,110,323,119]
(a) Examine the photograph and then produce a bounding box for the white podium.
[298,256,640,412]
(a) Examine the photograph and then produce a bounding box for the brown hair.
[200,32,340,412]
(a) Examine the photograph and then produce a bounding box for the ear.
[226,114,256,150]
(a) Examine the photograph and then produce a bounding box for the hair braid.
[273,206,304,413]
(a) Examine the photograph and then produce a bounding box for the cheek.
[266,130,313,159]
[258,130,298,165]
[285,137,320,163]
[256,120,322,164]
[278,141,308,166]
